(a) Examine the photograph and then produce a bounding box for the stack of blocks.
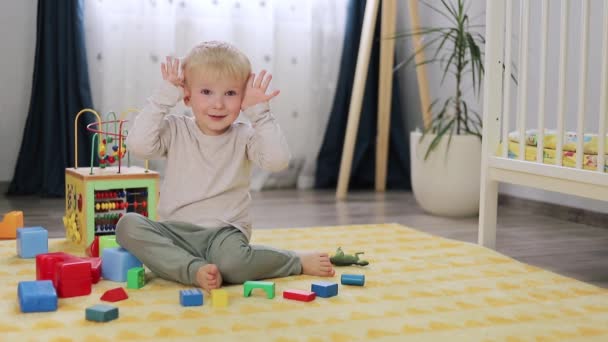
[17,227,48,258]
[99,236,120,258]
[102,247,142,282]
[36,252,102,285]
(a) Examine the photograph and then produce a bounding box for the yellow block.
[211,289,228,308]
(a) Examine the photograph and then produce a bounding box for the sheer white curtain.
[83,0,347,189]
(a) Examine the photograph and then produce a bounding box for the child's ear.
[183,87,191,107]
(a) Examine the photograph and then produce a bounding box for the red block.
[88,257,102,284]
[86,236,99,258]
[53,260,92,298]
[36,252,101,284]
[100,287,129,302]
[283,289,316,302]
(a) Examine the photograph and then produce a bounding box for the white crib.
[479,0,608,248]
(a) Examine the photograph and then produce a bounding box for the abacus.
[64,109,160,247]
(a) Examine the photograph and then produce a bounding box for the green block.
[85,304,118,322]
[99,235,120,257]
[243,280,275,299]
[127,267,145,289]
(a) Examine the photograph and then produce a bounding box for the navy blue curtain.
[315,0,411,190]
[8,0,94,197]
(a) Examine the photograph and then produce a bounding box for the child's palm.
[241,70,280,110]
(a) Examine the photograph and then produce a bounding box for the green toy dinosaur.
[330,247,369,266]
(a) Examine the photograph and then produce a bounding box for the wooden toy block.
[36,252,101,284]
[180,289,203,306]
[283,289,316,302]
[17,227,48,258]
[99,235,120,258]
[86,304,119,322]
[311,281,339,298]
[243,280,275,299]
[101,287,129,302]
[0,211,23,239]
[53,260,92,298]
[86,236,100,257]
[101,247,143,282]
[127,267,145,289]
[18,280,58,313]
[341,274,365,286]
[211,289,228,307]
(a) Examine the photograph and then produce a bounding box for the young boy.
[116,41,334,292]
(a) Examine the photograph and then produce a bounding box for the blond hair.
[181,41,251,85]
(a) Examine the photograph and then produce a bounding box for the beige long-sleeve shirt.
[127,81,291,240]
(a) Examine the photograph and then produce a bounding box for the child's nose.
[214,97,224,109]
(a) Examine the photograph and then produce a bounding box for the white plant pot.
[410,131,481,217]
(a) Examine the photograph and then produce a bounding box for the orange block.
[0,211,24,239]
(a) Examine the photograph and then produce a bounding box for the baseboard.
[499,194,608,229]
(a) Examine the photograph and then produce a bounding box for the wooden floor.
[1,190,606,287]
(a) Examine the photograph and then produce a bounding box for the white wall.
[0,0,37,182]
[395,0,608,214]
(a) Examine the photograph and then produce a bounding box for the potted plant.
[397,0,485,216]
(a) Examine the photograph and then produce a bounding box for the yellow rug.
[1,223,607,342]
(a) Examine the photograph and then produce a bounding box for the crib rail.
[479,0,608,249]
[496,0,607,173]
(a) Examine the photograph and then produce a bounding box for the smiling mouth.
[208,114,226,119]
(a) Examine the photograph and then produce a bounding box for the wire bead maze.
[73,108,149,174]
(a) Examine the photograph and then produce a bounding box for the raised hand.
[241,70,280,110]
[160,56,183,88]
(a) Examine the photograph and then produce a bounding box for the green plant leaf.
[424,117,456,160]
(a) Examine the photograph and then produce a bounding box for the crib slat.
[576,0,589,170]
[516,0,530,161]
[501,0,514,159]
[537,0,549,163]
[556,0,569,166]
[599,0,608,173]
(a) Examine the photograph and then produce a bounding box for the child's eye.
[201,89,211,95]
[226,90,237,96]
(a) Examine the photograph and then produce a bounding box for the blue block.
[18,280,58,313]
[102,247,142,282]
[341,274,365,286]
[311,281,339,298]
[17,227,48,258]
[86,304,119,322]
[180,289,203,306]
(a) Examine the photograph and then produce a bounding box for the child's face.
[184,73,245,136]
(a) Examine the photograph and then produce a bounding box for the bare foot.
[298,252,335,277]
[196,264,223,292]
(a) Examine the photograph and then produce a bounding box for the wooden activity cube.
[64,166,159,246]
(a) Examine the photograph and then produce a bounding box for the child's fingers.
[161,63,167,79]
[261,73,272,91]
[172,57,179,75]
[248,73,255,87]
[265,89,280,101]
[254,70,266,88]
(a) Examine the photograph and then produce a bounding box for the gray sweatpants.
[115,213,302,286]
